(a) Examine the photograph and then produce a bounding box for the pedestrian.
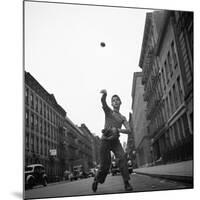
[92,89,133,192]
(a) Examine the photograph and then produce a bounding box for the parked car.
[79,170,88,179]
[111,161,120,176]
[69,170,80,181]
[25,164,47,189]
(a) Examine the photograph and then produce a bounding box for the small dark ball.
[100,42,106,47]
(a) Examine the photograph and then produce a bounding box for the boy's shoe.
[92,180,98,192]
[124,182,133,192]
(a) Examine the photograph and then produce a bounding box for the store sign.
[49,149,57,156]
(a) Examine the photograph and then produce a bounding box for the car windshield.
[25,166,33,171]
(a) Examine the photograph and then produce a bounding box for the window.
[44,121,47,136]
[40,139,43,155]
[25,110,29,127]
[182,114,190,137]
[173,84,178,109]
[187,22,193,56]
[54,128,57,140]
[25,132,29,149]
[161,68,166,89]
[165,130,171,149]
[50,110,52,122]
[171,125,177,145]
[180,117,186,138]
[30,92,34,108]
[169,91,174,114]
[177,77,184,104]
[31,135,34,152]
[162,105,166,122]
[25,166,33,171]
[48,141,50,152]
[164,61,169,83]
[51,125,53,139]
[36,97,38,112]
[31,113,34,130]
[36,137,39,153]
[164,99,168,120]
[44,103,46,118]
[40,118,43,134]
[35,115,39,132]
[47,107,49,120]
[25,87,29,105]
[40,100,43,115]
[44,140,47,156]
[178,119,184,141]
[167,51,173,76]
[175,121,182,141]
[166,96,170,117]
[48,124,50,138]
[52,112,54,124]
[171,41,178,68]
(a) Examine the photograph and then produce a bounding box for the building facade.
[92,135,101,167]
[138,11,193,165]
[25,71,101,179]
[25,71,67,179]
[131,72,152,167]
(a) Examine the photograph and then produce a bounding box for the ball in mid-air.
[100,42,106,47]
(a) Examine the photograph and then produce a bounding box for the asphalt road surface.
[25,173,192,199]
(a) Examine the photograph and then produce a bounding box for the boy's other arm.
[118,117,131,135]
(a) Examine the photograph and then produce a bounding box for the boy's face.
[111,96,121,109]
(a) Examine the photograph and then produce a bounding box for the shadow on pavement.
[12,191,23,199]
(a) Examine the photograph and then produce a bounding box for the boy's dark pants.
[95,138,130,184]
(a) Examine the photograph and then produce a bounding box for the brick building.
[25,71,66,179]
[25,71,101,179]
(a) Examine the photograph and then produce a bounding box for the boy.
[92,89,133,192]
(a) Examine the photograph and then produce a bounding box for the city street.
[25,173,192,199]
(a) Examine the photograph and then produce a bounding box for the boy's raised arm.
[100,89,110,113]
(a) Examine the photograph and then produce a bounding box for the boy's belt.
[102,128,119,140]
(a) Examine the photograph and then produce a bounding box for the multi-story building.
[78,124,95,169]
[138,10,193,165]
[63,115,81,171]
[25,71,101,179]
[25,71,67,179]
[131,72,152,167]
[92,135,101,166]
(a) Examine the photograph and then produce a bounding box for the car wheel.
[28,178,34,189]
[42,178,47,186]
[43,178,47,186]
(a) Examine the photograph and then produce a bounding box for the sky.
[25,1,154,144]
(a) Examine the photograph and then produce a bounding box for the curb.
[134,171,193,184]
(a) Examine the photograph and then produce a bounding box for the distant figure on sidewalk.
[92,89,133,192]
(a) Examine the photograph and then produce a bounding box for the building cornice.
[154,11,171,55]
[139,13,152,69]
[25,71,66,117]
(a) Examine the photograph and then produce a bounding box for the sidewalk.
[133,160,193,184]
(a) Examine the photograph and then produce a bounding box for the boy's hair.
[111,94,121,104]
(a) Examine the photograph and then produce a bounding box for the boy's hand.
[100,89,107,94]
[111,127,119,135]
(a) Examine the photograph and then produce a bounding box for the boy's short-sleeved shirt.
[101,94,126,129]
